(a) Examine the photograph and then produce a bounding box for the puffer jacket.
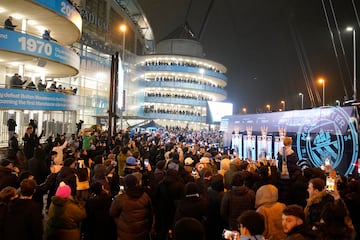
[109,187,152,240]
[45,196,86,240]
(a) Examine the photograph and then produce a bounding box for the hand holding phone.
[326,176,335,192]
[222,229,238,240]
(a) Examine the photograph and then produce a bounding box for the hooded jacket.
[45,196,86,240]
[255,184,286,240]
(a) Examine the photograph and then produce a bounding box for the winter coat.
[304,190,334,226]
[55,166,77,196]
[174,195,207,224]
[2,198,43,240]
[221,185,255,230]
[83,192,116,240]
[206,187,225,240]
[23,133,37,160]
[255,184,286,240]
[152,169,185,237]
[0,166,19,190]
[277,147,300,179]
[285,224,318,240]
[45,196,86,240]
[109,187,152,240]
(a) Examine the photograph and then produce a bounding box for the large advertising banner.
[221,106,359,176]
[0,29,80,70]
[0,88,78,111]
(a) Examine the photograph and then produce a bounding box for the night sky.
[138,0,358,114]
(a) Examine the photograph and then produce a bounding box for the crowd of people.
[0,125,359,240]
[7,73,77,95]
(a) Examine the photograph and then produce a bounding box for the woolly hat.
[184,157,194,166]
[126,156,137,166]
[55,182,71,199]
[124,174,138,188]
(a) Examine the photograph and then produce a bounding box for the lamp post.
[281,100,285,111]
[346,27,357,101]
[266,104,270,112]
[120,24,127,62]
[299,92,304,109]
[318,78,325,106]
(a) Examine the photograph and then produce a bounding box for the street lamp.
[299,93,304,109]
[266,104,270,112]
[346,27,357,101]
[281,100,285,111]
[120,24,127,62]
[318,78,325,106]
[242,107,247,114]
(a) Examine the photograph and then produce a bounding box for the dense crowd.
[0,125,359,240]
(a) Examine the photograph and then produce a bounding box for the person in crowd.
[4,16,17,30]
[343,179,360,239]
[173,217,206,240]
[7,118,17,147]
[174,182,207,225]
[9,132,20,156]
[28,146,49,185]
[37,79,47,91]
[277,136,301,204]
[236,210,265,240]
[304,177,335,227]
[277,137,300,179]
[91,162,113,195]
[75,160,90,203]
[282,204,318,240]
[124,155,141,175]
[45,182,86,240]
[221,171,255,230]
[0,158,19,191]
[26,80,37,90]
[153,165,185,239]
[218,157,231,177]
[206,174,226,240]
[0,186,18,238]
[223,157,242,190]
[82,182,116,240]
[109,174,153,240]
[55,158,77,196]
[22,126,37,160]
[49,81,58,91]
[255,184,286,240]
[315,200,356,240]
[9,73,25,89]
[42,29,57,41]
[1,179,43,240]
[52,138,68,165]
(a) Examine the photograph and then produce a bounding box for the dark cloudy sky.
[138,0,358,114]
